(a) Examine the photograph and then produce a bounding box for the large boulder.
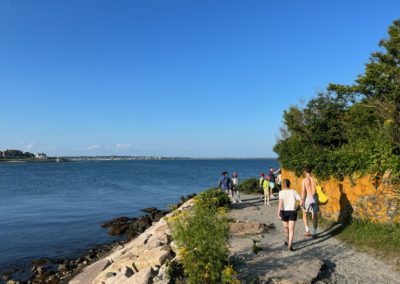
[132,246,172,271]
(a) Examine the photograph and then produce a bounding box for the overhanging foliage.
[274,20,400,180]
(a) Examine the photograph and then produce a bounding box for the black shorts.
[279,210,297,222]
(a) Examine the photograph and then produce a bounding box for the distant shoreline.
[62,156,277,161]
[0,157,276,163]
[0,158,69,163]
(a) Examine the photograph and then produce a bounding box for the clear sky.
[1,0,399,157]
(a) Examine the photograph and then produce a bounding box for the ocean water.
[0,159,278,271]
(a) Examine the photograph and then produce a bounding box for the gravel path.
[228,194,400,284]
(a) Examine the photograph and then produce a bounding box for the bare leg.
[303,211,310,235]
[283,221,288,243]
[288,220,295,249]
[264,188,268,204]
[312,212,318,236]
[237,191,242,202]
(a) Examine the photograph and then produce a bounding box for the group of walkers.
[217,171,242,203]
[259,167,282,205]
[218,166,319,252]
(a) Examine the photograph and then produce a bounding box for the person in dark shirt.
[268,167,276,199]
[218,171,231,195]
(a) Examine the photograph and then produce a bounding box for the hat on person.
[260,172,265,176]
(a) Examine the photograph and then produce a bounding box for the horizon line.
[61,155,278,159]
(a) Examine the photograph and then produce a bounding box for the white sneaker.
[267,202,270,206]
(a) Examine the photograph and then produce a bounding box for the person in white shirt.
[277,179,302,251]
[231,172,242,203]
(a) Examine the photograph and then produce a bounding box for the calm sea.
[0,159,278,271]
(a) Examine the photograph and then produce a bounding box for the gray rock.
[130,267,156,284]
[121,266,134,278]
[106,272,117,278]
[58,264,67,272]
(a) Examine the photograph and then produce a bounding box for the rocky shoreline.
[70,198,197,284]
[0,195,195,284]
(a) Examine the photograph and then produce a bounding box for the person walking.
[231,172,242,203]
[218,171,231,196]
[267,167,276,199]
[301,166,319,238]
[259,173,265,200]
[277,179,302,251]
[263,177,270,205]
[275,170,282,191]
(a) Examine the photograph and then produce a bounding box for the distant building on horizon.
[36,153,47,160]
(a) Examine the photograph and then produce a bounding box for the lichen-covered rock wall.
[282,169,400,224]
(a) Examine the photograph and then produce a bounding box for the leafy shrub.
[238,178,259,194]
[274,20,400,182]
[196,188,231,208]
[170,188,234,283]
[221,265,241,284]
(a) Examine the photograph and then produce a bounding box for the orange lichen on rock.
[282,169,399,224]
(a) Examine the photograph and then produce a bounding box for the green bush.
[197,188,231,208]
[170,188,232,283]
[221,265,241,284]
[238,178,259,194]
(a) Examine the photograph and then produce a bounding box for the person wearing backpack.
[218,171,231,195]
[301,166,319,238]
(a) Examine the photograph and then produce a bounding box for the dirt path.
[228,194,400,284]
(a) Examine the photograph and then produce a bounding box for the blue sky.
[0,0,399,157]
